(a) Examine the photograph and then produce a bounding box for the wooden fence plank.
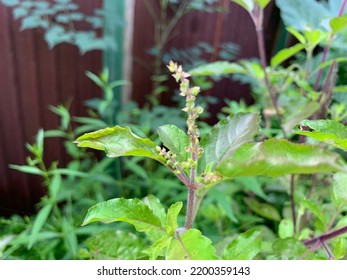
[0,6,31,215]
[0,1,102,216]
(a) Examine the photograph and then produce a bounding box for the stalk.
[252,5,287,138]
[167,61,204,230]
[313,0,347,91]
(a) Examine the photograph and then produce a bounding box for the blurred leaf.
[300,199,326,227]
[332,238,347,259]
[9,165,44,176]
[330,14,347,33]
[271,43,305,67]
[165,202,183,236]
[222,228,262,260]
[44,25,66,48]
[254,0,270,9]
[13,7,28,19]
[21,15,49,30]
[49,173,62,199]
[331,173,347,209]
[209,188,238,222]
[85,71,104,88]
[245,197,281,221]
[74,126,166,164]
[199,113,260,173]
[1,0,19,6]
[28,204,53,249]
[82,198,164,233]
[283,100,320,134]
[61,217,79,257]
[166,229,218,260]
[157,124,189,162]
[275,0,329,31]
[150,235,172,260]
[189,61,246,76]
[286,27,306,45]
[235,177,268,200]
[218,139,347,177]
[85,230,147,260]
[272,238,307,259]
[295,119,347,151]
[278,219,294,239]
[231,0,253,12]
[36,129,44,156]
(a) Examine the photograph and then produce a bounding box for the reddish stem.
[313,0,347,91]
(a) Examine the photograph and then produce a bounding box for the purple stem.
[303,225,347,247]
[253,6,287,138]
[313,0,347,91]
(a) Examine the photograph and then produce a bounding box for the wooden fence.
[0,0,102,216]
[0,0,281,216]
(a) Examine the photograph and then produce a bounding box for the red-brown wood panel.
[131,1,280,113]
[0,6,30,215]
[0,1,102,216]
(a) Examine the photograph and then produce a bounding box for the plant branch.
[313,0,347,91]
[303,225,347,247]
[252,5,287,138]
[290,175,297,233]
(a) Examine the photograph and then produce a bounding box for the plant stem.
[290,175,297,233]
[313,0,347,91]
[184,188,196,229]
[253,6,286,138]
[303,225,347,247]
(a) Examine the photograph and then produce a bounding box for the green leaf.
[271,43,304,67]
[143,195,166,226]
[231,0,253,12]
[28,203,53,249]
[85,230,147,260]
[300,199,326,227]
[254,0,271,9]
[149,235,172,260]
[244,197,281,222]
[199,113,260,173]
[82,198,163,233]
[45,25,67,48]
[157,124,189,162]
[222,228,262,260]
[9,165,44,176]
[332,238,347,259]
[272,238,308,259]
[278,219,294,239]
[166,229,218,260]
[330,14,347,33]
[304,29,327,50]
[165,202,183,236]
[276,0,329,31]
[13,7,28,19]
[1,0,19,7]
[61,217,79,257]
[218,139,347,178]
[283,100,320,134]
[189,61,246,77]
[235,177,268,200]
[74,126,165,164]
[36,129,44,156]
[295,119,347,151]
[48,173,61,199]
[21,15,49,30]
[286,27,306,45]
[331,173,347,209]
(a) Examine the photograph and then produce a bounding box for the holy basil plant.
[74,62,347,260]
